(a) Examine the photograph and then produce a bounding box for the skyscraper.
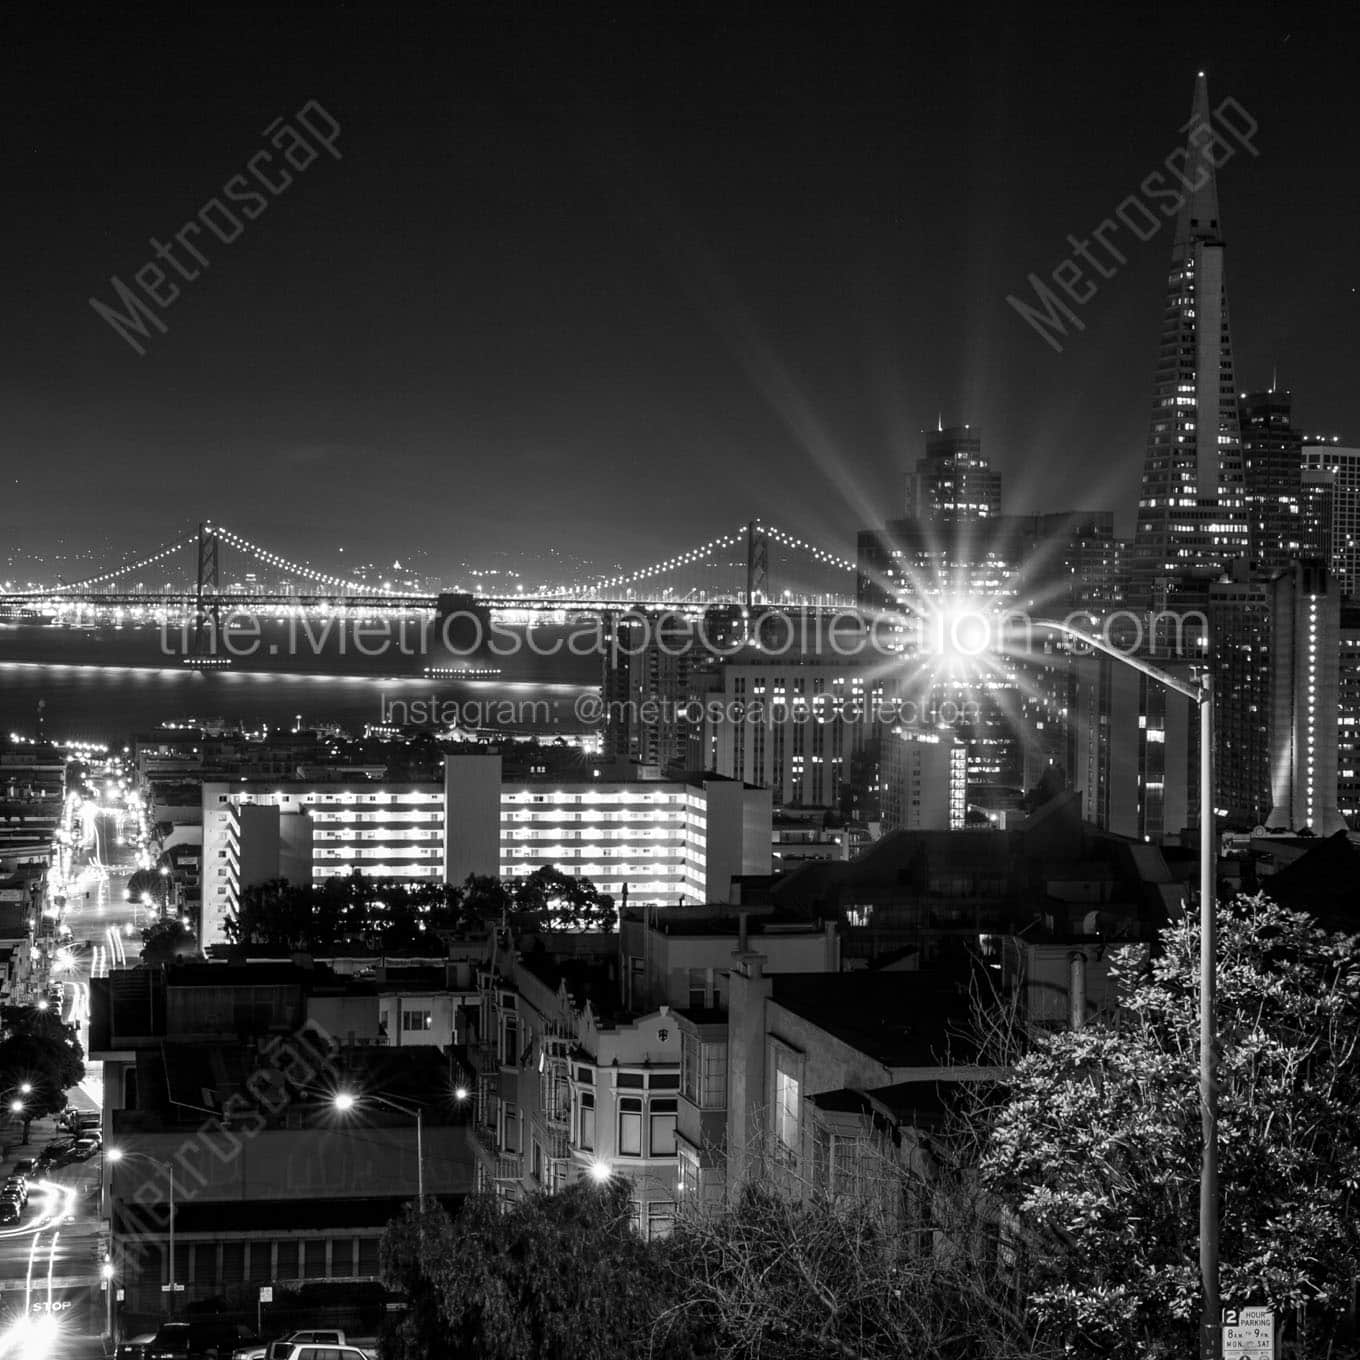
[907,424,1002,523]
[1301,440,1360,597]
[1130,73,1248,605]
[1268,560,1345,835]
[1239,387,1304,572]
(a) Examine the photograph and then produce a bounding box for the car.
[3,1178,27,1206]
[11,1159,34,1176]
[149,1320,260,1360]
[116,1334,157,1360]
[272,1345,371,1360]
[235,1331,349,1360]
[0,1201,18,1225]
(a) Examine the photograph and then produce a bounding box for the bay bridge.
[0,521,858,618]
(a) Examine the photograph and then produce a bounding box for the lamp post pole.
[108,1152,178,1318]
[1015,620,1219,1359]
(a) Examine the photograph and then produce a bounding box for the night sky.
[4,6,1357,583]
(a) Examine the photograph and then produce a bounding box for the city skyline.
[3,9,1358,579]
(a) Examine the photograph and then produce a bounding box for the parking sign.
[1223,1306,1274,1359]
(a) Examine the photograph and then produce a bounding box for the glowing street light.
[587,1159,613,1184]
[107,1149,178,1313]
[331,1091,423,1206]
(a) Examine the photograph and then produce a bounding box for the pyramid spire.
[1173,72,1223,252]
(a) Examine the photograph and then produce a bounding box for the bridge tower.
[745,520,769,606]
[192,522,222,658]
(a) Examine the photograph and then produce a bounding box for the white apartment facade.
[445,754,771,905]
[201,781,445,945]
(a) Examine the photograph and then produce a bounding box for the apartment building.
[444,753,771,906]
[200,782,445,945]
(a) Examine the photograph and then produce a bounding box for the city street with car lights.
[0,753,152,1359]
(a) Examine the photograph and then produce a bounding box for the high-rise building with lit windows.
[1301,440,1360,597]
[443,753,771,905]
[707,662,888,808]
[1130,73,1248,604]
[1239,387,1304,572]
[880,728,967,831]
[1338,606,1360,828]
[1267,561,1344,834]
[907,424,1001,523]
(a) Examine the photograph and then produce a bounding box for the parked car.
[272,1346,370,1360]
[150,1320,260,1360]
[235,1331,349,1360]
[3,1177,27,1206]
[0,1200,19,1225]
[116,1334,157,1360]
[12,1159,34,1176]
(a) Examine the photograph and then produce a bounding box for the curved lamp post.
[107,1149,178,1316]
[999,615,1218,1358]
[333,1091,424,1208]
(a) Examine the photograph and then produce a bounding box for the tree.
[662,1179,1050,1360]
[380,1180,685,1360]
[140,917,197,963]
[0,1004,86,1132]
[980,895,1360,1358]
[125,867,170,907]
[512,866,616,932]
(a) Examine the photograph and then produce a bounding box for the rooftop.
[769,971,976,1069]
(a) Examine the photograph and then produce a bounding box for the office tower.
[1130,73,1248,604]
[860,425,1009,612]
[1338,605,1360,827]
[1239,388,1304,571]
[1299,466,1336,564]
[708,662,888,808]
[1301,441,1360,597]
[601,612,692,773]
[1268,561,1344,834]
[880,728,968,831]
[907,424,1002,522]
[1208,568,1272,826]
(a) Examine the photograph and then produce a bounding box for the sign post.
[1223,1307,1275,1359]
[258,1285,273,1337]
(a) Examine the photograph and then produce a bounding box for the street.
[0,759,151,1358]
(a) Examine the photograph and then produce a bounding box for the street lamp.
[107,1149,178,1316]
[101,1258,116,1341]
[331,1091,424,1208]
[1001,615,1218,1357]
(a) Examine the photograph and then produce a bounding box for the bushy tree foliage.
[0,1003,86,1126]
[380,1181,687,1360]
[226,868,615,951]
[981,895,1360,1358]
[140,917,197,962]
[661,1181,1049,1360]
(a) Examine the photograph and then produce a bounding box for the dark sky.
[3,5,1358,586]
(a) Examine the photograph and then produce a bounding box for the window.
[617,1071,644,1089]
[679,1149,699,1200]
[775,1068,800,1155]
[503,1103,521,1154]
[619,1096,643,1156]
[647,1200,676,1241]
[649,1098,677,1157]
[401,1010,432,1032]
[578,1092,595,1151]
[682,1032,699,1103]
[688,968,708,1009]
[501,1014,519,1066]
[701,1042,727,1109]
